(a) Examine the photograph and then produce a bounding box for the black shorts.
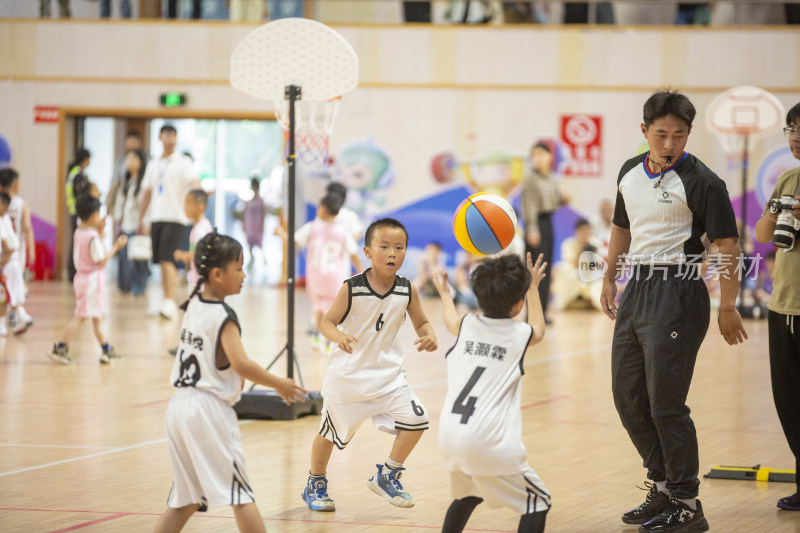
[151,222,191,265]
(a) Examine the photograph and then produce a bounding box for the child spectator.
[295,193,361,350]
[327,181,364,241]
[174,189,213,291]
[552,218,606,311]
[242,177,267,266]
[0,167,36,334]
[414,241,445,297]
[433,252,551,533]
[0,192,18,335]
[48,194,127,364]
[301,218,437,512]
[154,232,307,533]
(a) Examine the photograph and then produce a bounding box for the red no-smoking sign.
[560,114,602,177]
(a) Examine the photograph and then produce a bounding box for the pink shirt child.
[295,218,358,313]
[73,226,107,318]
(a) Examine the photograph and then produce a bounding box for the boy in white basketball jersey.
[302,218,438,512]
[433,252,551,533]
[0,168,35,334]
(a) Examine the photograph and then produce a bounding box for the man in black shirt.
[600,89,748,533]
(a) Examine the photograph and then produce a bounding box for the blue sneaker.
[367,464,414,508]
[302,476,335,512]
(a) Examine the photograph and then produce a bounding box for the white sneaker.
[0,320,8,336]
[159,299,178,320]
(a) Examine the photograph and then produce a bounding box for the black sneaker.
[622,482,670,524]
[639,497,709,533]
[778,493,800,511]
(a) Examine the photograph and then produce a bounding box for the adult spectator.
[601,89,746,532]
[40,0,70,17]
[754,101,800,512]
[521,141,568,323]
[115,149,149,296]
[107,130,143,234]
[137,125,200,320]
[100,0,131,18]
[65,147,91,282]
[230,0,265,21]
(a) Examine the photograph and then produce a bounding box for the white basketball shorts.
[450,464,551,515]
[318,384,429,449]
[164,388,255,510]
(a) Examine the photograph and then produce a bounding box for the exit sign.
[160,92,187,107]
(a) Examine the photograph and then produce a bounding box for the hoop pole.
[285,84,301,380]
[739,133,749,300]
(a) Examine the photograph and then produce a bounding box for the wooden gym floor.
[0,279,798,532]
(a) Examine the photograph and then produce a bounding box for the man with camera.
[755,102,800,512]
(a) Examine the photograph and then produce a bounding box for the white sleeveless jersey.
[439,313,534,476]
[322,270,411,403]
[169,296,243,405]
[7,196,24,263]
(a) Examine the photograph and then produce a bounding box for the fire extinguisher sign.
[560,114,602,177]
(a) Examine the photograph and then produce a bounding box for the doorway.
[59,109,284,285]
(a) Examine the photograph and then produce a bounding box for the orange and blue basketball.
[452,193,517,256]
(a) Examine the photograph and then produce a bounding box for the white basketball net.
[274,97,341,169]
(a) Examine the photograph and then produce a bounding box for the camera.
[769,195,800,249]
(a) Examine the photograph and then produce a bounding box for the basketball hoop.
[274,97,341,169]
[229,18,358,418]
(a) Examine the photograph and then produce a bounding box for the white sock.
[385,458,403,470]
[655,481,669,494]
[677,497,697,510]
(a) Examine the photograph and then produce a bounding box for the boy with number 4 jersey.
[434,252,551,533]
[302,218,438,512]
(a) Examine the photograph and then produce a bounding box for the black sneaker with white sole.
[639,497,709,533]
[622,482,670,524]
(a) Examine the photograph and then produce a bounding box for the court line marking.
[49,512,128,532]
[0,421,258,478]
[0,443,116,450]
[0,507,513,532]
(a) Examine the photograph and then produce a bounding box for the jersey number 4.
[452,366,485,424]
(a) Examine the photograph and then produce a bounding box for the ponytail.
[180,277,204,311]
[178,229,242,311]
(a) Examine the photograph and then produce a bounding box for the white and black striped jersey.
[169,296,243,405]
[614,151,738,264]
[439,313,534,476]
[322,270,412,403]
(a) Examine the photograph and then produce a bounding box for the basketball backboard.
[706,86,785,136]
[230,18,358,102]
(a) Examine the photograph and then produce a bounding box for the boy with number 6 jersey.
[302,218,438,512]
[433,252,551,533]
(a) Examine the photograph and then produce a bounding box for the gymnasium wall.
[1,19,799,244]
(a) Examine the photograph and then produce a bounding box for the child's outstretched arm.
[433,271,462,336]
[320,283,358,353]
[95,235,128,266]
[220,321,307,404]
[526,252,547,345]
[407,282,438,352]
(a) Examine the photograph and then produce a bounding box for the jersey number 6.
[452,366,485,424]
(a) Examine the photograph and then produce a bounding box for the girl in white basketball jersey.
[433,252,551,533]
[302,218,438,512]
[154,232,307,533]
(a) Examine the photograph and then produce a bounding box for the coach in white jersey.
[601,90,747,533]
[434,252,550,533]
[302,218,438,513]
